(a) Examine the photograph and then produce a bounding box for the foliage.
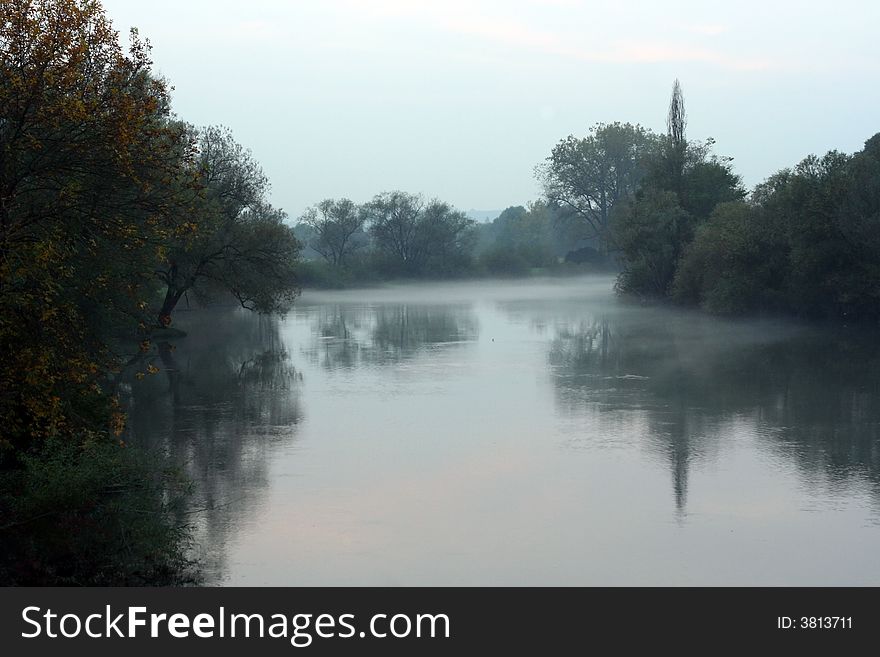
[0,0,192,455]
[299,198,367,266]
[610,190,691,296]
[155,125,302,324]
[295,252,384,289]
[478,202,560,274]
[681,158,745,221]
[480,248,533,276]
[293,196,609,284]
[0,435,199,585]
[671,135,880,320]
[366,191,476,276]
[672,202,788,314]
[0,1,303,584]
[538,122,658,243]
[605,80,748,300]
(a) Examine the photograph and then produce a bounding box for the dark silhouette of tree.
[0,0,193,451]
[155,126,301,325]
[666,78,687,199]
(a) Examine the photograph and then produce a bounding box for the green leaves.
[539,122,659,242]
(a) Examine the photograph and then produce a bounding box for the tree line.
[294,194,610,286]
[538,79,880,321]
[297,192,475,279]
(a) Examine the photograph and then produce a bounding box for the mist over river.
[124,276,880,585]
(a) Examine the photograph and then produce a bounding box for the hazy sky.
[102,0,879,219]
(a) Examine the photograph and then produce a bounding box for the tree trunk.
[158,286,185,326]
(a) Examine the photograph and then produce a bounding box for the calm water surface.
[125,277,880,585]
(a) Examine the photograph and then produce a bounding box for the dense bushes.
[610,190,692,296]
[672,202,788,314]
[610,137,746,299]
[0,437,198,585]
[670,137,880,320]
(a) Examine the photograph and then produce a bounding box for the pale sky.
[102,0,880,218]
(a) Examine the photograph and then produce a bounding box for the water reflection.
[122,310,302,580]
[547,309,880,515]
[305,303,479,370]
[116,279,880,584]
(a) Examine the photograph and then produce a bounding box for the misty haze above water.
[125,277,880,585]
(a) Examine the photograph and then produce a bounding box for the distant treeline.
[296,80,880,323]
[292,194,611,288]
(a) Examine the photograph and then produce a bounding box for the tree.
[418,199,476,275]
[672,134,880,319]
[665,78,687,199]
[610,190,691,296]
[538,122,657,246]
[648,81,745,219]
[754,147,876,318]
[480,202,558,274]
[838,134,880,261]
[672,202,787,314]
[679,154,746,221]
[366,191,475,276]
[365,191,423,270]
[299,198,367,266]
[0,0,192,452]
[155,126,302,325]
[606,81,746,299]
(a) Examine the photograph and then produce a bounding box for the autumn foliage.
[0,0,194,454]
[0,0,304,583]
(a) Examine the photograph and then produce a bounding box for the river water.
[125,276,880,585]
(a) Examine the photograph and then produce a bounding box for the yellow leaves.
[110,411,126,437]
[0,0,198,454]
[35,240,58,265]
[171,221,200,245]
[135,362,159,379]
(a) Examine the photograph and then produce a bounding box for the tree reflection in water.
[121,309,302,580]
[306,303,479,370]
[547,310,880,516]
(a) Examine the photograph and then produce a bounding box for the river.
[124,276,880,585]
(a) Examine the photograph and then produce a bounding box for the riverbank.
[295,259,616,290]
